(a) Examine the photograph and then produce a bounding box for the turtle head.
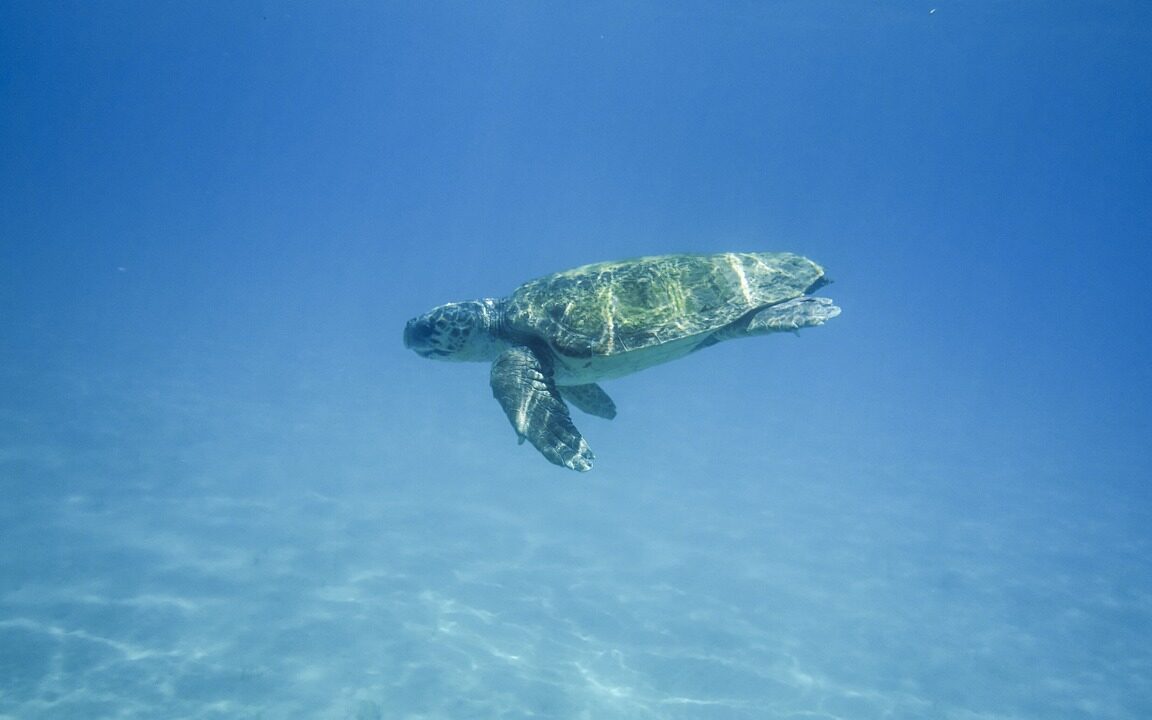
[404,299,505,362]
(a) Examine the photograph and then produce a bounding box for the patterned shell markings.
[505,252,824,359]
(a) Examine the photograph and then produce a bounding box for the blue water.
[3,3,1151,718]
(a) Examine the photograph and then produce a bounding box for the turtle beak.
[404,317,452,359]
[403,317,430,351]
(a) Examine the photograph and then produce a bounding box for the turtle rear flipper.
[559,384,617,419]
[745,297,841,334]
[490,346,594,472]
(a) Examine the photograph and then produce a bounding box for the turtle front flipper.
[558,384,617,420]
[490,346,594,471]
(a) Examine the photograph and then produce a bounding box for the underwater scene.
[2,3,1150,719]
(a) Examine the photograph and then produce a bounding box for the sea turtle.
[403,251,840,471]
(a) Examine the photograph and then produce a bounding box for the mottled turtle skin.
[404,251,840,472]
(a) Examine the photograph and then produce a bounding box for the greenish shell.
[504,251,826,359]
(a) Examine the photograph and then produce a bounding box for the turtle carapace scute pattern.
[404,251,840,471]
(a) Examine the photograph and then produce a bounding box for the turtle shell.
[504,251,826,358]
